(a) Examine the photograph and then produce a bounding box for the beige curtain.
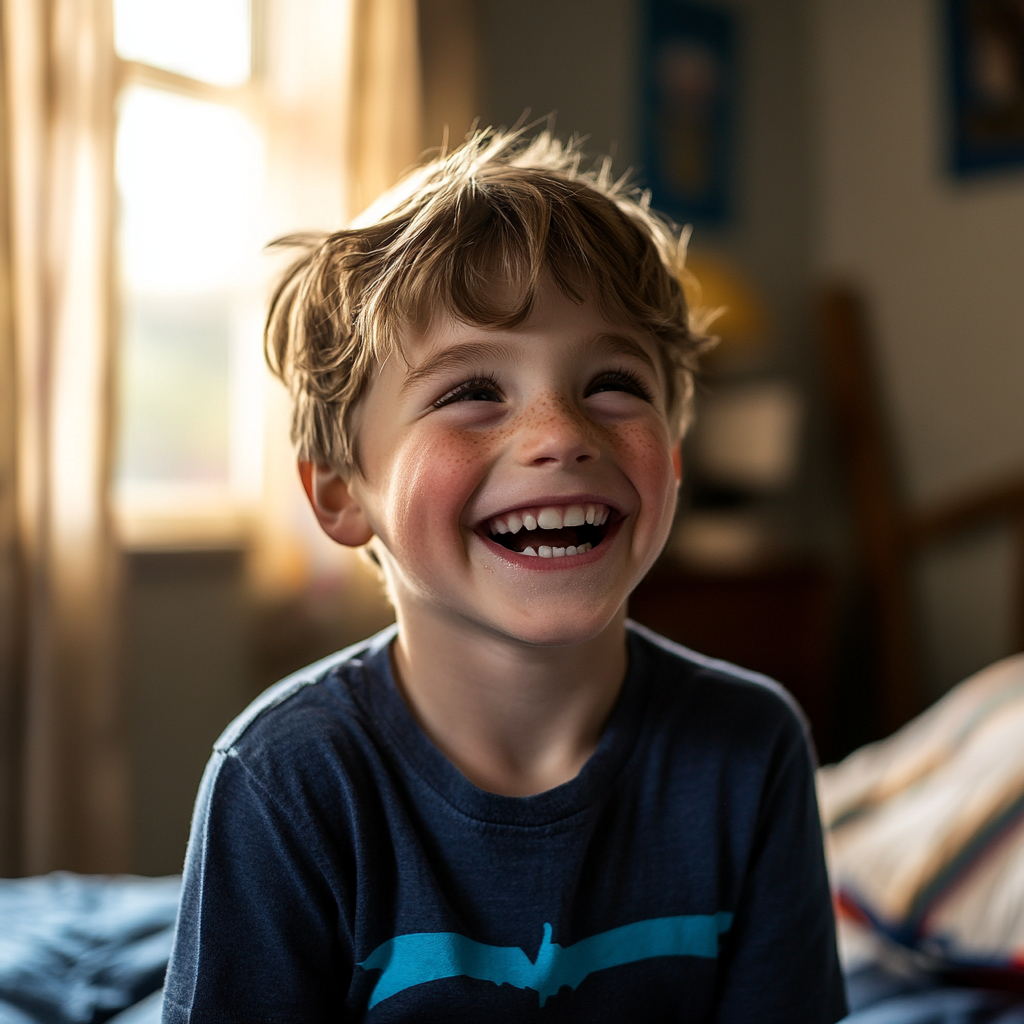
[2,0,126,874]
[0,4,21,877]
[418,0,480,154]
[346,0,424,216]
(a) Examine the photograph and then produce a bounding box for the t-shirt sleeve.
[713,710,848,1024]
[162,748,351,1024]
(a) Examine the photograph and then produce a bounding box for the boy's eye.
[586,369,654,403]
[433,376,503,408]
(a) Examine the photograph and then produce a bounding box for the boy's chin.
[483,604,627,649]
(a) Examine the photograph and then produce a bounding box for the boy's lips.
[474,500,623,560]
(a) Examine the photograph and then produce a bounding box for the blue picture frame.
[948,0,1024,176]
[641,1,735,225]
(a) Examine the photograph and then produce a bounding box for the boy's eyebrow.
[589,333,658,372]
[400,333,656,396]
[399,340,523,396]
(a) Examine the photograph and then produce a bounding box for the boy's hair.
[265,128,709,475]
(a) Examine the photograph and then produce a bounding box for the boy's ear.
[671,441,683,484]
[298,460,375,547]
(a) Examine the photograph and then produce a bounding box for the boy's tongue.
[507,527,580,552]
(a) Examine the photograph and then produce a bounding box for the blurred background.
[1,0,1022,878]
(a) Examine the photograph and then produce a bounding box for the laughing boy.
[163,131,846,1022]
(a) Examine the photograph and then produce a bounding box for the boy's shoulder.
[626,619,813,753]
[209,625,399,781]
[216,619,811,782]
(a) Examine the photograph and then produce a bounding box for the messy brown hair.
[265,128,709,474]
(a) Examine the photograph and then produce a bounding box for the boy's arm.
[713,718,848,1024]
[163,749,352,1024]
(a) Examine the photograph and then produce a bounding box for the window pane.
[118,294,231,483]
[114,0,251,87]
[115,86,266,492]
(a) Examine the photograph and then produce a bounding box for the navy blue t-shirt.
[163,622,846,1022]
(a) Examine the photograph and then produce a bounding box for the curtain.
[346,0,423,216]
[418,0,480,154]
[0,4,21,877]
[1,0,126,874]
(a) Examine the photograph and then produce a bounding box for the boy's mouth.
[482,503,615,558]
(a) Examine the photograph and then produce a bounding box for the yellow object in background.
[682,253,770,372]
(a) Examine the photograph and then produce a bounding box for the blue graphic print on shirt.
[358,912,734,1007]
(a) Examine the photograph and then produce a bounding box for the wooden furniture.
[629,559,837,760]
[820,285,1024,735]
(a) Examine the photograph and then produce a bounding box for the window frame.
[112,2,270,550]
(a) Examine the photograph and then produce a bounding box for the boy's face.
[342,274,682,648]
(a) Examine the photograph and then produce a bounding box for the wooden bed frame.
[819,285,1024,735]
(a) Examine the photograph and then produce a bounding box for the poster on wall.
[641,1,735,225]
[949,0,1024,175]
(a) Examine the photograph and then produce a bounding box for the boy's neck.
[390,606,629,798]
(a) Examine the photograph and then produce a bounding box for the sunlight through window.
[114,0,251,87]
[110,0,352,553]
[115,85,266,496]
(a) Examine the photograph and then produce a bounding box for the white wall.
[813,0,1024,695]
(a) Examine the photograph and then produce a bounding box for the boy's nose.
[516,396,600,467]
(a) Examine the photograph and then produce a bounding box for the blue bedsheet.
[844,963,1024,1023]
[0,873,1021,1022]
[0,874,178,1024]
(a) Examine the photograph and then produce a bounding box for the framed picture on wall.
[641,1,735,224]
[949,0,1024,175]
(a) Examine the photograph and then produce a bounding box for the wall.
[813,0,1024,696]
[122,546,395,875]
[123,550,252,875]
[478,0,642,165]
[477,0,814,339]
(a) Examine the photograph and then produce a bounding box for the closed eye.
[433,375,504,408]
[586,368,654,403]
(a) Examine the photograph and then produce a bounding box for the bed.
[823,652,1024,1022]
[3,655,1023,1023]
[0,873,177,1023]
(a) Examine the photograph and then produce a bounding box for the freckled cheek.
[383,431,497,545]
[607,421,678,503]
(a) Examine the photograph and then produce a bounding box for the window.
[114,0,252,87]
[110,0,417,586]
[113,0,270,543]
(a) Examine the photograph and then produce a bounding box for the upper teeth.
[488,503,610,535]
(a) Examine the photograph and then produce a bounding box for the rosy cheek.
[384,429,495,542]
[605,419,679,514]
[609,418,674,471]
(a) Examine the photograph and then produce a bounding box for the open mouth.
[483,503,615,559]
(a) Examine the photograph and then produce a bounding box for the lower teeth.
[521,542,591,558]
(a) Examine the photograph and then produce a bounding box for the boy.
[163,130,846,1022]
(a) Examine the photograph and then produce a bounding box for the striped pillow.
[818,653,1024,975]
